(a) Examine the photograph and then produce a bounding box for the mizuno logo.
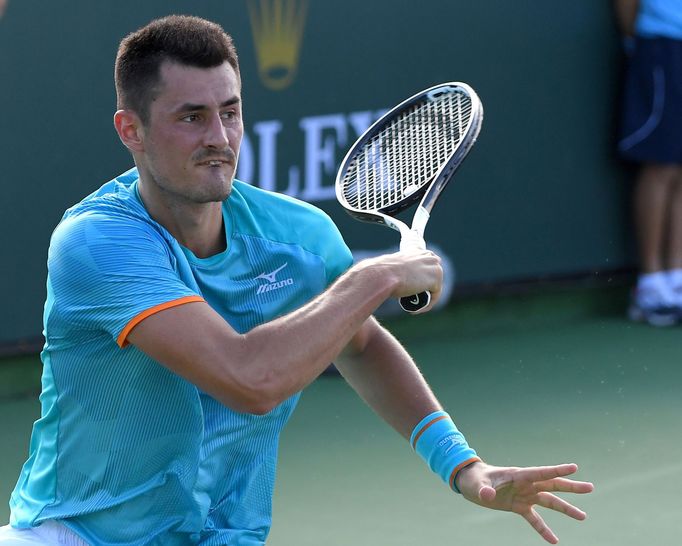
[256,263,289,283]
[255,263,294,295]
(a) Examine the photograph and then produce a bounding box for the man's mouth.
[196,159,234,170]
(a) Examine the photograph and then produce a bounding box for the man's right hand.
[354,246,443,313]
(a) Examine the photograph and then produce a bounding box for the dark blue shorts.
[618,37,682,164]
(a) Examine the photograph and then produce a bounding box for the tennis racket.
[335,82,483,312]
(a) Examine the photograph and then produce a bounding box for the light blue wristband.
[410,410,481,493]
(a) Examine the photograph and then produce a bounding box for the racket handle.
[399,291,431,313]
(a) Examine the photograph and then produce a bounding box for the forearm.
[334,318,442,439]
[214,247,442,411]
[336,318,480,491]
[237,265,401,409]
[131,258,405,413]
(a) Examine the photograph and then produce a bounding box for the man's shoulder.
[53,168,161,252]
[228,180,351,273]
[230,179,336,228]
[61,168,148,224]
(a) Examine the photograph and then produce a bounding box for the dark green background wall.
[0,1,632,346]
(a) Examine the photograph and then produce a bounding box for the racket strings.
[341,91,472,211]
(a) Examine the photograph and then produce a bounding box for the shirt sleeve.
[48,208,203,347]
[319,216,354,285]
[284,204,354,286]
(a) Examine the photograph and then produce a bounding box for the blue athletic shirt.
[636,0,682,40]
[9,167,354,545]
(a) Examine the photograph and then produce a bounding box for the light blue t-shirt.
[636,0,682,39]
[10,168,353,545]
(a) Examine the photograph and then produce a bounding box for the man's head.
[113,16,244,208]
[115,15,240,125]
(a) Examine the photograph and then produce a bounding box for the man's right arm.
[127,248,442,414]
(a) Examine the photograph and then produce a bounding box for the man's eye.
[182,114,200,122]
[221,111,236,120]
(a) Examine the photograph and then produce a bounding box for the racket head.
[335,82,483,229]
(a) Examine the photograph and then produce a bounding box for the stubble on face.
[139,61,243,207]
[144,144,237,206]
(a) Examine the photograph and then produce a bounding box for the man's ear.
[114,110,145,153]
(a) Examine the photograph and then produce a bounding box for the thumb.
[479,485,497,503]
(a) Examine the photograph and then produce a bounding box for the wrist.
[454,459,483,493]
[410,410,481,493]
[351,257,402,300]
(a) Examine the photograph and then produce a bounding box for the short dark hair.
[115,15,240,124]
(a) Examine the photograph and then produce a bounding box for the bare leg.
[633,163,679,273]
[629,163,682,325]
[664,166,682,270]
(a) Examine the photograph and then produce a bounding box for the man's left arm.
[335,316,443,438]
[336,318,594,545]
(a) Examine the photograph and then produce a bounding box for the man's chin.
[201,182,233,203]
[194,172,233,202]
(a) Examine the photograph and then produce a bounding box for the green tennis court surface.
[2,285,680,545]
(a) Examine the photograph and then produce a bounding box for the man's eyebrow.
[175,97,241,112]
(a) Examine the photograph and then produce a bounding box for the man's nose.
[204,113,230,149]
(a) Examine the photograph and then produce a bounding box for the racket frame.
[335,81,483,311]
[335,81,483,242]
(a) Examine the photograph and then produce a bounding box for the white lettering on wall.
[236,109,385,203]
[300,113,347,201]
[253,120,283,192]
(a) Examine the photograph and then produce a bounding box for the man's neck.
[137,177,227,259]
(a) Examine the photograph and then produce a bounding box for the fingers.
[523,508,559,545]
[476,464,592,544]
[535,476,595,495]
[391,247,443,307]
[363,247,443,304]
[536,492,587,521]
[511,463,580,484]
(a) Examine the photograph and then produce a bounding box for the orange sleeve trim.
[116,295,205,348]
[449,457,482,491]
[411,415,449,449]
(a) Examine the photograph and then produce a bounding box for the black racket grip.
[399,291,431,313]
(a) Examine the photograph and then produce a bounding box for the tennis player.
[1,15,592,546]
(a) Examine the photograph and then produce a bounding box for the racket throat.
[410,206,430,238]
[397,206,430,251]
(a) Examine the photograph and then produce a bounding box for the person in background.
[615,0,682,326]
